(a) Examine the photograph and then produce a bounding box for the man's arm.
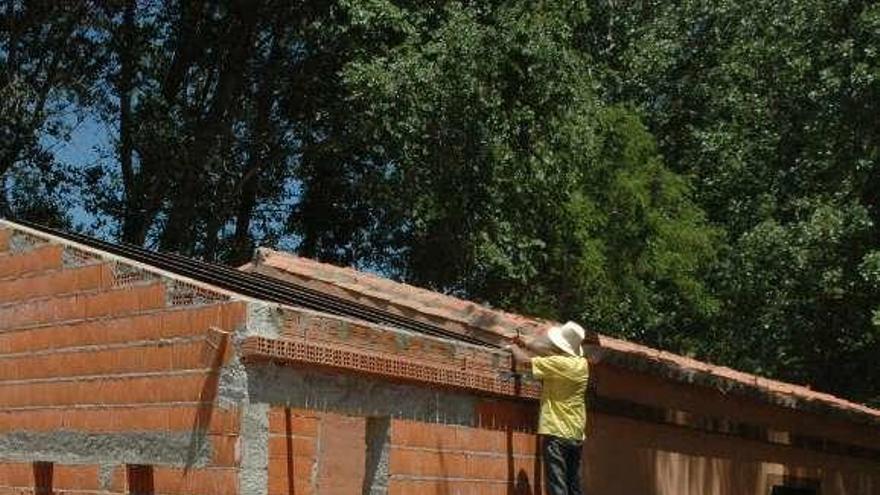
[504,343,532,367]
[514,331,555,357]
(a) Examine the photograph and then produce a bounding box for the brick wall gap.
[126,464,154,495]
[33,461,53,495]
[363,416,391,495]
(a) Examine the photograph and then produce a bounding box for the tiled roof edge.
[251,248,880,426]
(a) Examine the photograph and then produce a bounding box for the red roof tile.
[245,248,880,425]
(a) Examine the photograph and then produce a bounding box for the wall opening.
[771,488,818,495]
[769,476,820,495]
[127,464,154,495]
[33,462,52,495]
[363,416,391,495]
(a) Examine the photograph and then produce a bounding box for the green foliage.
[0,2,101,226]
[318,1,719,347]
[586,0,880,403]
[4,0,880,404]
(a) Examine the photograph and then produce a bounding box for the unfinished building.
[0,218,877,495]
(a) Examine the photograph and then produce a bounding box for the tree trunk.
[159,1,261,254]
[227,15,285,264]
[118,0,141,244]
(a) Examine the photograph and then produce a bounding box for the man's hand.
[504,342,532,367]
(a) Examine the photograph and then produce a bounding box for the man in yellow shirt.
[505,321,598,495]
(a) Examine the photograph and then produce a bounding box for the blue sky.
[42,113,303,252]
[41,114,115,237]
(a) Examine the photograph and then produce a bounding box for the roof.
[5,219,492,347]
[5,219,880,426]
[245,247,880,426]
[0,219,541,403]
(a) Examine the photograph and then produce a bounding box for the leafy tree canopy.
[1,0,878,404]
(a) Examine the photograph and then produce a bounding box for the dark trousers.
[542,435,583,495]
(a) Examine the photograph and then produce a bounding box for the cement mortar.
[239,403,269,495]
[217,352,250,409]
[98,463,115,491]
[246,363,477,426]
[215,302,268,409]
[8,232,42,253]
[232,302,280,495]
[245,302,284,339]
[0,430,211,467]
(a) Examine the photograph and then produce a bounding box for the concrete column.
[362,416,391,495]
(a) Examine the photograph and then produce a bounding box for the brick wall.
[264,398,541,495]
[386,400,541,495]
[0,229,246,494]
[267,407,366,495]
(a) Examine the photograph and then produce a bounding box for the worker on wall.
[505,321,598,495]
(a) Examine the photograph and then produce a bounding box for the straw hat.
[547,321,586,357]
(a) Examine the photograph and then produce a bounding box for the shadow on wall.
[184,327,230,468]
[653,451,763,494]
[583,411,880,495]
[505,424,540,495]
[582,413,767,495]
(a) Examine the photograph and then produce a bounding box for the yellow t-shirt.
[531,355,589,440]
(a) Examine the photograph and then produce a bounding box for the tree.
[296,1,720,347]
[0,1,103,225]
[8,0,878,405]
[584,0,880,403]
[85,1,336,261]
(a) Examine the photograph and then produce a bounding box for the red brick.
[0,304,239,354]
[389,422,509,454]
[151,467,236,495]
[0,463,110,494]
[0,284,166,330]
[268,407,320,437]
[0,244,62,280]
[211,434,239,466]
[314,413,366,494]
[205,408,242,436]
[0,372,217,408]
[510,431,539,455]
[464,428,507,453]
[1,409,63,431]
[391,419,454,449]
[389,447,467,478]
[0,462,32,486]
[0,340,208,381]
[0,264,111,305]
[269,436,317,459]
[268,458,314,495]
[53,464,100,490]
[220,301,247,328]
[465,454,508,480]
[109,466,126,492]
[389,479,509,495]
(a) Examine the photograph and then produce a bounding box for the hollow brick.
[0,264,111,305]
[0,244,63,280]
[0,284,166,330]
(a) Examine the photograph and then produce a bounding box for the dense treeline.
[1,1,878,404]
